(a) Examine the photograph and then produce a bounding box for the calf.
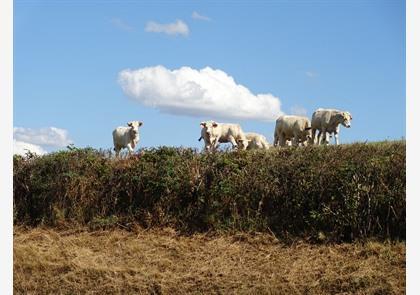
[199,120,248,151]
[112,121,143,157]
[238,132,270,150]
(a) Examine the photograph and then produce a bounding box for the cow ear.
[127,122,133,127]
[200,122,206,127]
[139,121,143,126]
[212,122,218,127]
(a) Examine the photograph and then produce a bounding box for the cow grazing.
[112,121,143,157]
[273,115,312,147]
[238,132,270,150]
[199,121,248,151]
[310,108,352,145]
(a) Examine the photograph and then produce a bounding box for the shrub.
[13,141,405,241]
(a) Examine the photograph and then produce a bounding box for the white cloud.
[290,105,308,116]
[305,71,319,78]
[145,19,189,36]
[192,11,211,21]
[13,140,47,156]
[111,18,134,32]
[118,65,283,121]
[13,127,72,147]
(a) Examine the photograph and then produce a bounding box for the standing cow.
[198,120,248,151]
[311,109,352,145]
[273,115,312,147]
[112,121,143,157]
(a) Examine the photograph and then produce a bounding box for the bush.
[13,141,405,241]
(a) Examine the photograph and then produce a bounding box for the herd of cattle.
[112,108,352,157]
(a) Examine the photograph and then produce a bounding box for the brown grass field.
[14,226,405,294]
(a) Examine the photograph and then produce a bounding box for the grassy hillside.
[13,141,405,242]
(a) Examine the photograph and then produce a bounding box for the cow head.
[303,125,313,144]
[339,112,352,128]
[127,121,143,139]
[200,120,219,141]
[237,138,249,150]
[127,121,143,128]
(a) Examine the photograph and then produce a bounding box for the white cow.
[273,115,312,147]
[112,121,143,157]
[238,132,270,150]
[311,109,352,145]
[198,120,248,151]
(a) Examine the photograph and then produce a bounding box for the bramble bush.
[13,141,405,241]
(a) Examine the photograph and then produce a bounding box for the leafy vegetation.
[13,141,405,241]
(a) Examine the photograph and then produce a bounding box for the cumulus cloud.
[290,105,308,116]
[13,140,47,156]
[111,18,134,32]
[118,65,283,121]
[13,127,72,147]
[192,11,211,21]
[145,19,189,36]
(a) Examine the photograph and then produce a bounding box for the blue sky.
[13,0,405,153]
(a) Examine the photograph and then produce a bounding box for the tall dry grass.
[14,226,405,294]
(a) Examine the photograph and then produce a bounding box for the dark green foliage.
[13,141,406,241]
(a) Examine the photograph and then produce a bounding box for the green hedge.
[13,141,406,241]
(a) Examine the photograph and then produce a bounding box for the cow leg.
[205,143,213,152]
[317,132,322,145]
[203,138,213,152]
[273,131,279,147]
[127,144,134,156]
[292,132,299,147]
[227,135,238,149]
[115,147,121,158]
[204,143,211,152]
[279,133,286,147]
[311,129,317,145]
[212,137,221,151]
[321,128,326,145]
[325,132,330,145]
[321,128,329,145]
[334,131,340,145]
[213,143,220,151]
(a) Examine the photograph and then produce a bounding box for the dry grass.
[14,226,405,295]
